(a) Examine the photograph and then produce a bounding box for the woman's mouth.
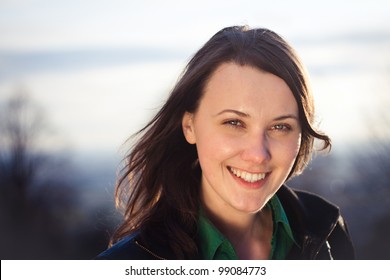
[228,166,267,183]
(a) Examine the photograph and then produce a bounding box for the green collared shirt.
[198,195,297,259]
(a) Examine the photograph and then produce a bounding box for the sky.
[0,0,389,156]
[0,0,389,51]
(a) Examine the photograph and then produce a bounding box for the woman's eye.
[272,124,291,131]
[224,119,244,128]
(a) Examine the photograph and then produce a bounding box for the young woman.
[96,26,355,260]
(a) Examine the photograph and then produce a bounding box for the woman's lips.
[228,166,269,187]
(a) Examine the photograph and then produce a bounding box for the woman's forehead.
[199,62,298,119]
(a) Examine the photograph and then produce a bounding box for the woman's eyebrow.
[215,110,298,121]
[215,109,250,117]
[273,114,299,121]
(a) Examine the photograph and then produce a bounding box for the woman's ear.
[182,112,196,144]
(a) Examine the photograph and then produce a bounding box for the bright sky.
[1,0,389,51]
[0,0,389,154]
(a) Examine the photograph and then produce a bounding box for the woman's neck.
[202,202,273,259]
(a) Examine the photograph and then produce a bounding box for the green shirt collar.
[198,194,296,260]
[268,194,297,259]
[198,209,238,260]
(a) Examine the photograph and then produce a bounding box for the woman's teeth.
[229,167,266,183]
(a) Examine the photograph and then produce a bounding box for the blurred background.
[0,0,389,259]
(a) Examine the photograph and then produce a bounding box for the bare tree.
[0,89,116,259]
[0,89,49,202]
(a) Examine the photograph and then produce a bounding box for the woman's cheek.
[198,134,238,163]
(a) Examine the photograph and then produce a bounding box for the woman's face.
[182,62,301,216]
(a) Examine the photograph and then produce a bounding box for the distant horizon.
[1,0,389,154]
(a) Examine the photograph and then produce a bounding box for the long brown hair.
[111,26,331,258]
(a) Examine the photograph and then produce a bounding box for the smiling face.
[182,62,302,216]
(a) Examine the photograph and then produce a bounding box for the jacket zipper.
[135,240,167,260]
[303,217,339,259]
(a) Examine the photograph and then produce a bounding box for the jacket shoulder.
[278,186,340,228]
[95,233,157,260]
[278,185,355,259]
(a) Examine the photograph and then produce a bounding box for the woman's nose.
[240,133,271,163]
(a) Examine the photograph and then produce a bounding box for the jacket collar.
[277,185,341,259]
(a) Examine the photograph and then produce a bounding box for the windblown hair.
[110,26,331,258]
